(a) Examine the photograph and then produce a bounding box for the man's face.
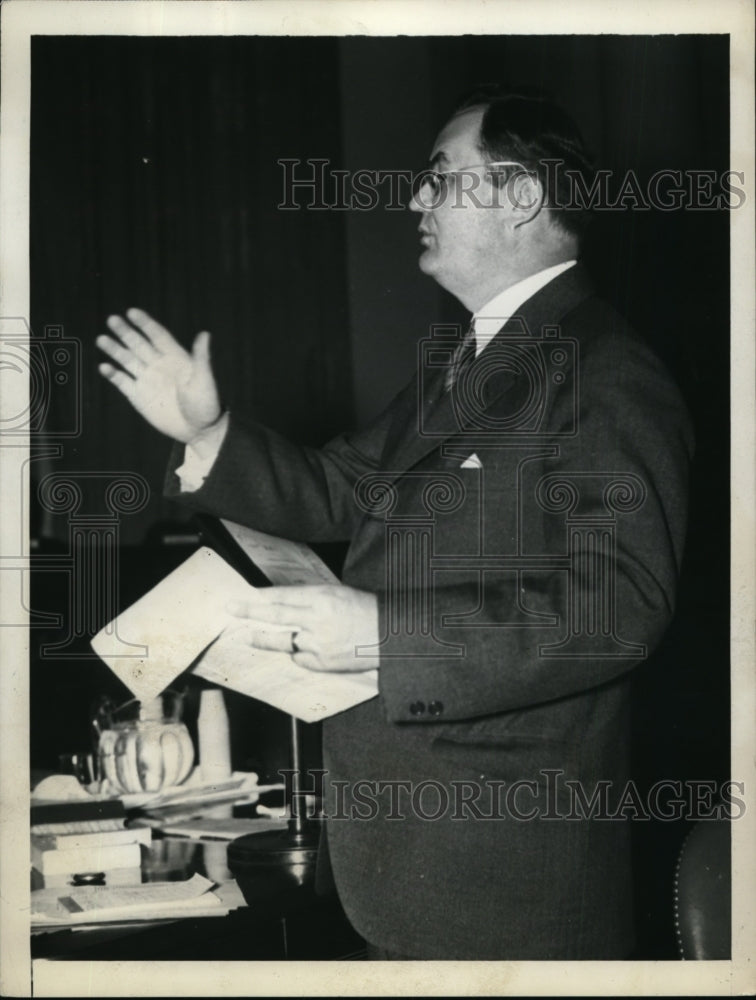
[409,106,514,310]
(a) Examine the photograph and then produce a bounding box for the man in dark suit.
[98,90,693,959]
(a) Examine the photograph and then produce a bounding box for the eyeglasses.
[413,161,535,206]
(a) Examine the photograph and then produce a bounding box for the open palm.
[97,308,221,443]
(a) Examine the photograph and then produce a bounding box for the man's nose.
[408,174,433,213]
[408,187,423,213]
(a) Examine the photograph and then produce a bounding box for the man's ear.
[508,171,545,228]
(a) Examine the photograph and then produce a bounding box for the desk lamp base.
[227,715,320,896]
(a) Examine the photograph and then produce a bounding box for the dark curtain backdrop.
[31,36,353,544]
[30,34,730,959]
[30,34,356,838]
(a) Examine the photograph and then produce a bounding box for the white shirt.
[471,259,577,356]
[176,259,578,491]
[175,413,230,492]
[460,259,576,471]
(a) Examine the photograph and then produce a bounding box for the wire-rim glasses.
[413,160,534,207]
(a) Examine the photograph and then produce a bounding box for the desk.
[31,833,366,961]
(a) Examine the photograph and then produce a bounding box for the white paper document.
[31,873,245,927]
[193,632,378,724]
[90,529,379,720]
[61,871,214,914]
[221,518,341,585]
[90,547,255,704]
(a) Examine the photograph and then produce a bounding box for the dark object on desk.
[71,872,107,886]
[227,718,320,902]
[227,819,319,903]
[31,797,125,827]
[58,751,98,787]
[673,819,731,959]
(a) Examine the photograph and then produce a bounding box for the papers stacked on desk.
[30,791,149,889]
[31,828,151,888]
[31,873,245,930]
[113,768,265,811]
[158,815,288,841]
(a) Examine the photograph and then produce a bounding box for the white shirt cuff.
[175,413,229,492]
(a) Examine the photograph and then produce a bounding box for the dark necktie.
[444,320,477,393]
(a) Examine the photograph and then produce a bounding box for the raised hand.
[97,307,222,443]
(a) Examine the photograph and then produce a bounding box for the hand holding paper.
[226,585,381,673]
[91,528,380,722]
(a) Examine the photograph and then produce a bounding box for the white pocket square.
[460,453,482,469]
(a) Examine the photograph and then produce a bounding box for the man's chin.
[417,249,439,276]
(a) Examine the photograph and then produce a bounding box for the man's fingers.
[191,331,212,365]
[229,622,300,653]
[98,363,137,400]
[226,599,259,619]
[114,323,159,363]
[229,585,333,619]
[261,585,331,603]
[225,619,312,654]
[124,307,185,356]
[96,334,144,377]
[105,314,136,339]
[227,594,314,626]
[292,650,322,672]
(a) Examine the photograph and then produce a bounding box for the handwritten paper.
[221,519,341,586]
[192,632,378,723]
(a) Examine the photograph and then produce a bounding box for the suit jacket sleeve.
[164,387,407,542]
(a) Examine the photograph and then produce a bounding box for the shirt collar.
[472,260,578,355]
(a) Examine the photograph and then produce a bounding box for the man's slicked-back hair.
[453,84,596,241]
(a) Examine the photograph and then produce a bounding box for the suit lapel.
[385,264,595,478]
